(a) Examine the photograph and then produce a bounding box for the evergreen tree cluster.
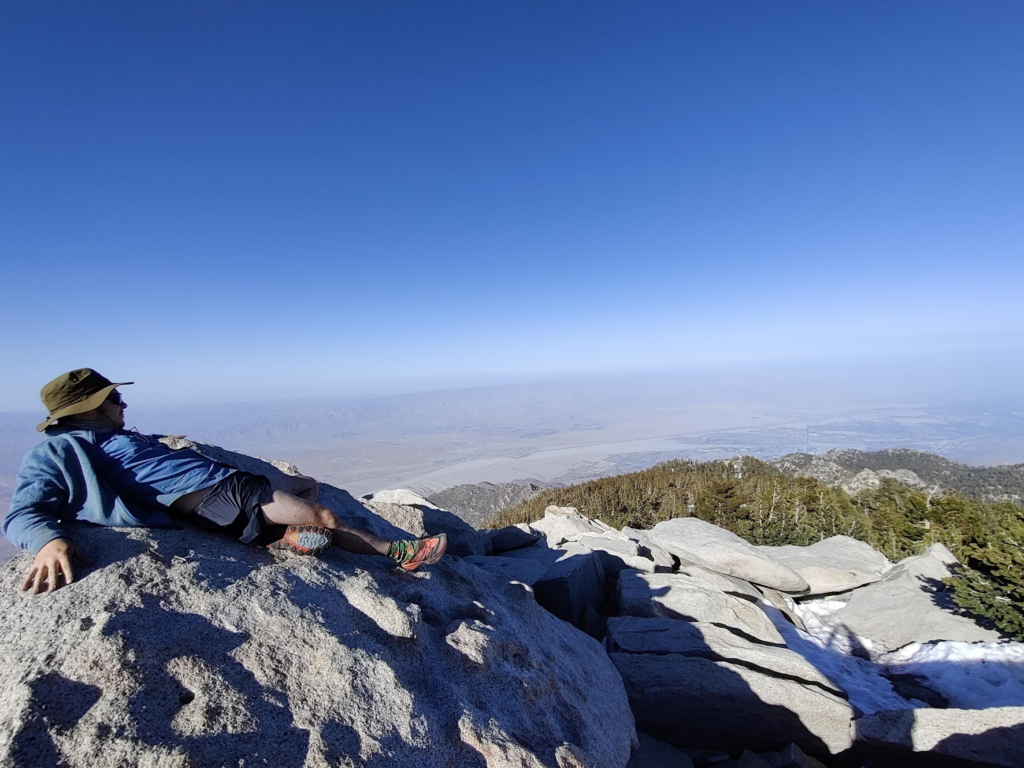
[488,457,1024,640]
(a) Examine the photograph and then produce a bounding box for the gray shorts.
[190,471,276,544]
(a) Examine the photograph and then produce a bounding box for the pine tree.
[947,503,1024,639]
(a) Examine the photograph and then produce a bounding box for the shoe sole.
[268,525,333,556]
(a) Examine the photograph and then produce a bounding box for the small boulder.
[649,518,808,593]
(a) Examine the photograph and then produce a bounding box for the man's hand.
[22,538,92,594]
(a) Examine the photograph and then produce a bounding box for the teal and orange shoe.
[389,533,448,571]
[268,525,334,556]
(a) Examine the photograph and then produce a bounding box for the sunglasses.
[105,391,124,406]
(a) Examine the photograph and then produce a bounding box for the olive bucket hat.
[37,368,133,432]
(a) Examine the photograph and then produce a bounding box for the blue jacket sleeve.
[2,442,74,554]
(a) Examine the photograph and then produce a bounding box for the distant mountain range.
[771,448,1024,503]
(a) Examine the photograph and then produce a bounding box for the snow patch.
[759,597,1024,715]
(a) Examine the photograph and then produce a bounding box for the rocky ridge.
[427,481,558,528]
[771,448,1024,502]
[1,439,1021,767]
[478,506,1019,767]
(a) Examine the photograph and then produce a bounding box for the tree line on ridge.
[487,457,1024,641]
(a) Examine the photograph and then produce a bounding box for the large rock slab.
[855,706,1024,767]
[611,652,854,757]
[618,570,783,645]
[0,522,636,767]
[606,617,844,699]
[649,518,808,593]
[833,544,1001,652]
[758,536,891,596]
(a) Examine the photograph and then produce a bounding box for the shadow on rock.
[102,594,309,767]
[855,708,1024,768]
[920,573,1004,636]
[611,578,853,760]
[10,673,103,768]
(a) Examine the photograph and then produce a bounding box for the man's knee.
[310,503,337,528]
[268,473,318,502]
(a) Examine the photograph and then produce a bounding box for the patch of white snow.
[765,596,1024,713]
[758,600,910,715]
[878,640,1024,709]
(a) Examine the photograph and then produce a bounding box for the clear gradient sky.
[2,1,1022,410]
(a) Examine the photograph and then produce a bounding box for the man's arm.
[3,442,90,593]
[3,445,75,553]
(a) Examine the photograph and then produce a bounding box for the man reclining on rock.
[5,368,448,594]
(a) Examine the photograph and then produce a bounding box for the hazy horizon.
[4,351,1023,487]
[3,352,1023,563]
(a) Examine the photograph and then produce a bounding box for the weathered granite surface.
[649,518,808,593]
[758,536,891,596]
[832,544,1001,652]
[0,521,634,766]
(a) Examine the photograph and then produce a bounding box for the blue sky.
[2,1,1022,410]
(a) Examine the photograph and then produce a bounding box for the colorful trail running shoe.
[390,533,448,571]
[268,525,334,556]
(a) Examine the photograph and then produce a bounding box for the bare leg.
[260,490,389,556]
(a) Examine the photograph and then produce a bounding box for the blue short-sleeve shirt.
[96,430,235,507]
